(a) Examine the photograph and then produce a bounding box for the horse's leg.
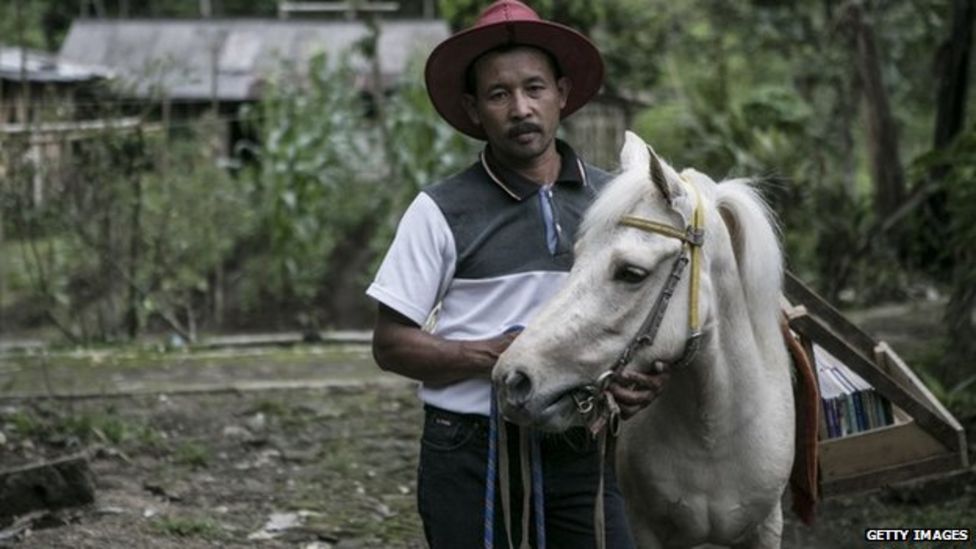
[731,500,783,549]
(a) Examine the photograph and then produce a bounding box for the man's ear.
[556,76,571,110]
[462,94,481,127]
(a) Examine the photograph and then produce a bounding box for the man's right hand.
[372,304,521,386]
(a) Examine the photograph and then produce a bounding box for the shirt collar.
[480,139,588,201]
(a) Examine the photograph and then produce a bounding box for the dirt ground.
[1,381,425,549]
[0,338,974,548]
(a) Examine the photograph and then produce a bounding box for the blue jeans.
[417,405,636,549]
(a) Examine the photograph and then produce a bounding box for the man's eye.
[613,265,649,284]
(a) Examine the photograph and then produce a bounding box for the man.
[367,1,668,547]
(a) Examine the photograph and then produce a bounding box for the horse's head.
[493,131,721,432]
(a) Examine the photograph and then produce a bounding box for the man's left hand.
[608,364,670,420]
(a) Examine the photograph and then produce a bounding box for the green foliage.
[929,127,976,267]
[0,0,72,50]
[243,53,376,305]
[919,370,976,421]
[626,0,958,303]
[1,114,249,341]
[911,125,976,368]
[369,57,479,269]
[242,47,475,318]
[2,18,474,338]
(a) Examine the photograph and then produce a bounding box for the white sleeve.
[366,193,456,326]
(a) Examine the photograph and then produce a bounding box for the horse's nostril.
[504,370,532,406]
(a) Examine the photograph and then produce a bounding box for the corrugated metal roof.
[58,19,449,101]
[0,45,111,83]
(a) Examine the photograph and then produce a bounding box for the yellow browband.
[617,176,704,336]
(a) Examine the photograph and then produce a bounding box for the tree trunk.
[847,3,905,219]
[936,0,975,369]
[927,0,974,257]
[934,0,974,151]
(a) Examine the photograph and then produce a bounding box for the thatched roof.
[59,18,449,101]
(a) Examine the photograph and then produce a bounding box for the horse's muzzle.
[496,375,588,432]
[499,370,532,406]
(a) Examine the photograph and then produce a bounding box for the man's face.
[463,47,570,166]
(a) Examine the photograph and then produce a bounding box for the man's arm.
[372,304,518,386]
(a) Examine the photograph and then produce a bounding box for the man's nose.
[510,90,532,119]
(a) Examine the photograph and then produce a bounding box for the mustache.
[507,122,542,138]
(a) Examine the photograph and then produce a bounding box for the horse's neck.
[656,274,768,445]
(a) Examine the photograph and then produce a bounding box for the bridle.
[572,175,706,434]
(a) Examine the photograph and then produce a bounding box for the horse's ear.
[648,146,674,207]
[620,131,650,172]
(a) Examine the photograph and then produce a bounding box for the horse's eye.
[614,265,649,284]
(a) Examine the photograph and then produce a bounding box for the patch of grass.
[152,515,224,540]
[252,398,288,417]
[318,439,359,477]
[249,397,319,431]
[73,414,127,444]
[131,424,168,451]
[172,441,211,468]
[8,410,43,436]
[7,407,164,449]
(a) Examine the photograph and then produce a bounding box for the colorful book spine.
[813,344,896,439]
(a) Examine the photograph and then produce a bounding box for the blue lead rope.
[485,391,498,549]
[486,326,545,549]
[530,431,546,548]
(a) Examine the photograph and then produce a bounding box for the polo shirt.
[367,140,611,415]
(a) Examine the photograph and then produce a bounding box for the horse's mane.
[695,173,786,361]
[578,165,675,250]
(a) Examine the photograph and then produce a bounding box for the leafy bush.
[1,116,249,342]
[240,48,475,326]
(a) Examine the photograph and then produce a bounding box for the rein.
[573,176,706,549]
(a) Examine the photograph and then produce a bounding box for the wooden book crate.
[782,272,969,497]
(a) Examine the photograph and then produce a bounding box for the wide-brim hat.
[425,0,604,140]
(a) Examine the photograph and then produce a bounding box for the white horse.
[493,131,795,548]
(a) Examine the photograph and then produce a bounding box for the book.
[813,344,896,438]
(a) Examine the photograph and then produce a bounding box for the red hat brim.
[425,18,604,140]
